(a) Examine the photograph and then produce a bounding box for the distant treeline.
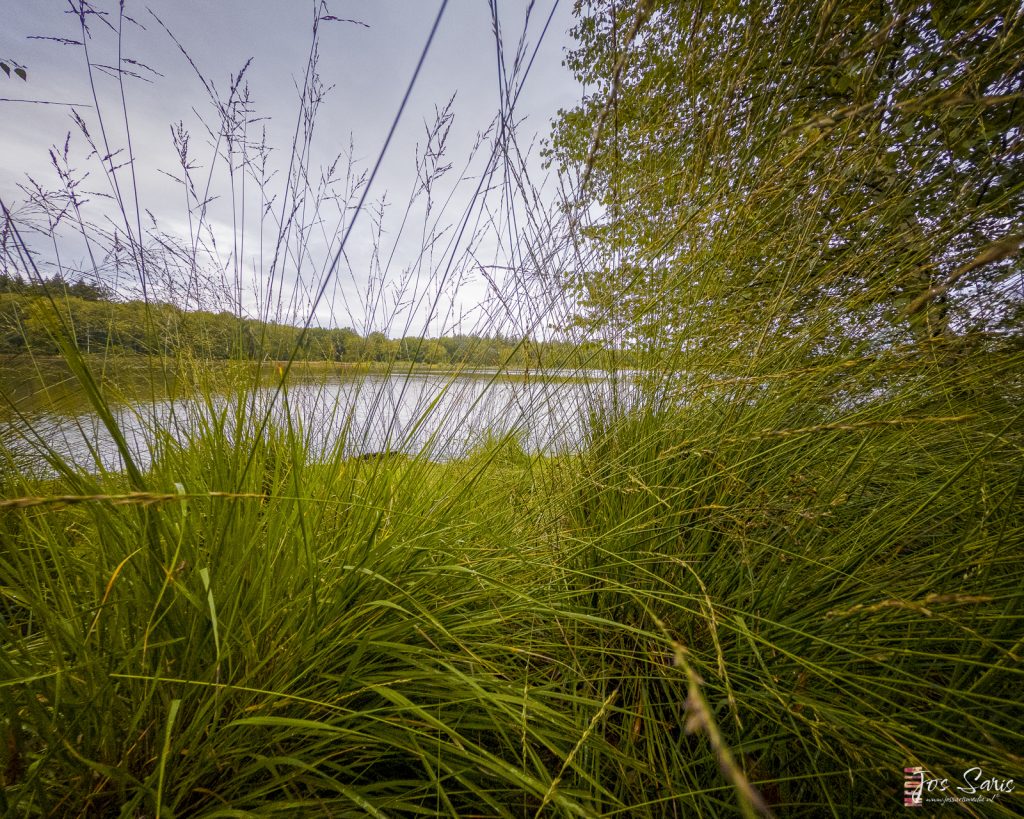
[0,274,616,367]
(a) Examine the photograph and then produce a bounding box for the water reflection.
[6,370,639,474]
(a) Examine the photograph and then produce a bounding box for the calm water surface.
[4,369,639,474]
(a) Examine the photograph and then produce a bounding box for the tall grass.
[2,1,1023,816]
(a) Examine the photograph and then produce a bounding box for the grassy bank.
[1,352,1022,816]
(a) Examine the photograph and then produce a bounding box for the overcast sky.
[0,1,582,337]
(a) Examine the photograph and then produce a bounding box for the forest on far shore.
[0,273,611,367]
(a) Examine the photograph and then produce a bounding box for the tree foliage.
[549,1,1024,363]
[0,273,605,367]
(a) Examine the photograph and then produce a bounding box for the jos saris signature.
[904,766,1015,807]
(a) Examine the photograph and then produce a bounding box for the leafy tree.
[548,1,1024,363]
[0,294,27,351]
[331,327,361,361]
[420,339,448,365]
[0,274,26,293]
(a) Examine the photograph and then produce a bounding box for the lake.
[2,366,639,475]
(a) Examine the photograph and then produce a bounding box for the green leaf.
[0,63,10,77]
[931,4,957,40]
[14,67,26,81]
[156,699,181,819]
[199,567,221,663]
